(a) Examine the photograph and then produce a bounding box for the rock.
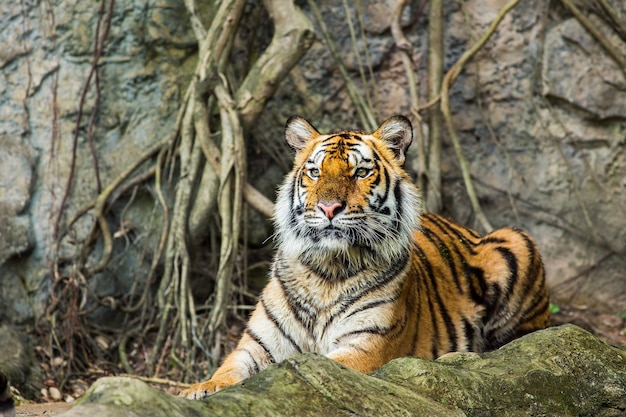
[48,387,63,402]
[0,325,40,399]
[375,324,626,416]
[0,371,15,417]
[542,16,626,119]
[59,362,461,417]
[57,325,625,417]
[0,140,34,266]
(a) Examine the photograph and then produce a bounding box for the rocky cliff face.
[0,0,624,324]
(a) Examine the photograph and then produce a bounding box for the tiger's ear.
[285,116,321,152]
[374,116,413,163]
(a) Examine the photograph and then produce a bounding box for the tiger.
[180,115,550,399]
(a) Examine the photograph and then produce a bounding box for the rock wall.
[0,0,625,325]
[0,0,196,322]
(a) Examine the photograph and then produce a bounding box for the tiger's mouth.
[300,211,393,250]
[311,225,352,243]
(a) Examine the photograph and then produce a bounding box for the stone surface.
[542,16,626,119]
[376,325,626,416]
[0,0,196,323]
[0,325,40,399]
[55,325,626,417]
[0,139,34,266]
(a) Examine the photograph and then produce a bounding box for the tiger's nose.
[317,201,345,219]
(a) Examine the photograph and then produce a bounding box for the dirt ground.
[549,304,626,347]
[16,402,72,417]
[14,304,626,417]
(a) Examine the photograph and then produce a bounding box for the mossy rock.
[59,325,626,417]
[374,324,626,416]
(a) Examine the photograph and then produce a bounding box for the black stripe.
[274,262,317,338]
[310,147,327,161]
[498,232,545,330]
[334,133,361,141]
[463,264,488,306]
[480,236,508,245]
[322,297,398,336]
[392,180,403,226]
[245,328,276,363]
[495,246,518,308]
[413,245,445,358]
[319,252,410,335]
[462,318,476,351]
[518,232,543,298]
[373,161,391,211]
[239,348,260,374]
[370,149,390,211]
[260,295,302,353]
[424,213,478,255]
[287,175,301,225]
[346,250,409,300]
[517,285,549,324]
[426,212,482,240]
[409,269,424,355]
[277,281,316,339]
[344,297,398,320]
[369,167,381,187]
[349,148,365,161]
[419,224,464,294]
[424,201,488,307]
[414,242,458,354]
[334,320,402,344]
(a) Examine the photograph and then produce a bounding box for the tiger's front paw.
[178,380,219,400]
[179,373,241,399]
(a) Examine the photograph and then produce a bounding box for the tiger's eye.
[355,167,371,178]
[308,168,320,178]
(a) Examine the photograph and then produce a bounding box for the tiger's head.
[274,116,423,279]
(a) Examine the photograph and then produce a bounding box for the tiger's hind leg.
[476,226,550,349]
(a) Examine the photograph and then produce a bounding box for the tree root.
[438,0,524,232]
[391,0,429,193]
[425,0,444,213]
[559,0,626,77]
[47,0,314,384]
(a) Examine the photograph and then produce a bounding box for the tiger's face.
[274,116,423,276]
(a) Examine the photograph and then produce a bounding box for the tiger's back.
[409,212,549,359]
[180,116,550,399]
